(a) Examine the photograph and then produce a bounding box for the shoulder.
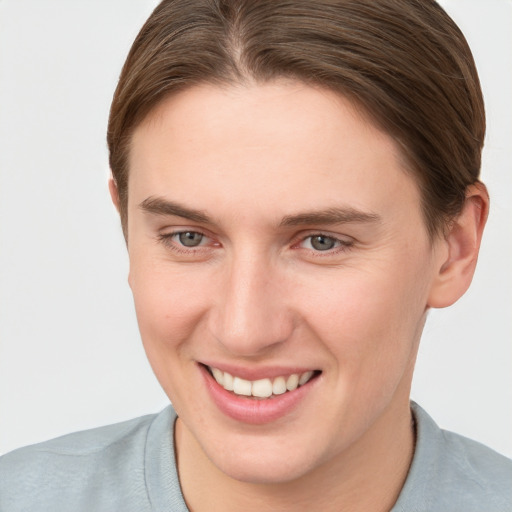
[439,425,512,485]
[394,402,512,512]
[0,406,177,512]
[0,410,157,470]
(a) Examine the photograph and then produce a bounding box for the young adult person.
[1,1,511,511]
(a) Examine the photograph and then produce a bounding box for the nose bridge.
[211,247,292,356]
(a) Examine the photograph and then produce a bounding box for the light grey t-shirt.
[0,402,511,511]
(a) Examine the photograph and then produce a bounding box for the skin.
[111,81,488,511]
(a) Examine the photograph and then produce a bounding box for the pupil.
[311,235,335,251]
[179,232,203,247]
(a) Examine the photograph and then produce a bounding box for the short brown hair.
[107,0,485,238]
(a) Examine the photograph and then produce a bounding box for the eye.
[157,230,212,252]
[296,233,354,255]
[308,235,338,251]
[176,231,205,247]
[302,234,341,251]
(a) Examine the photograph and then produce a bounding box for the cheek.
[128,259,217,408]
[129,256,212,357]
[300,258,430,373]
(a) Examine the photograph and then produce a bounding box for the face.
[126,81,441,483]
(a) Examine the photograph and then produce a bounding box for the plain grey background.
[0,0,511,457]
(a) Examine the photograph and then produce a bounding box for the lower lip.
[200,365,318,425]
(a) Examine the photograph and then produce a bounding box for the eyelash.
[295,233,354,256]
[157,230,354,256]
[157,231,214,254]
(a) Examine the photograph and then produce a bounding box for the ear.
[427,182,489,308]
[108,176,121,213]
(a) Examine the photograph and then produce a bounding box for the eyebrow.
[139,196,210,223]
[139,196,381,227]
[279,207,381,227]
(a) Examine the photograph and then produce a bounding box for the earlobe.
[427,182,489,308]
[109,177,121,213]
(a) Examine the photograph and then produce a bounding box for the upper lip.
[200,361,319,381]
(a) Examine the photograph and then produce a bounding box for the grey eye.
[310,235,337,251]
[178,231,204,247]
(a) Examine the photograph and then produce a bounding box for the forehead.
[128,81,422,226]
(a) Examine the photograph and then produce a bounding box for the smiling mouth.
[205,365,321,399]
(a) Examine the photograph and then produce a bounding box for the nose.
[209,251,294,357]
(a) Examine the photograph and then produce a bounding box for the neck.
[175,398,415,512]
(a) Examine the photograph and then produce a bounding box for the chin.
[217,457,310,485]
[202,434,324,485]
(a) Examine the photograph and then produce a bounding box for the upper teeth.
[209,367,315,398]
